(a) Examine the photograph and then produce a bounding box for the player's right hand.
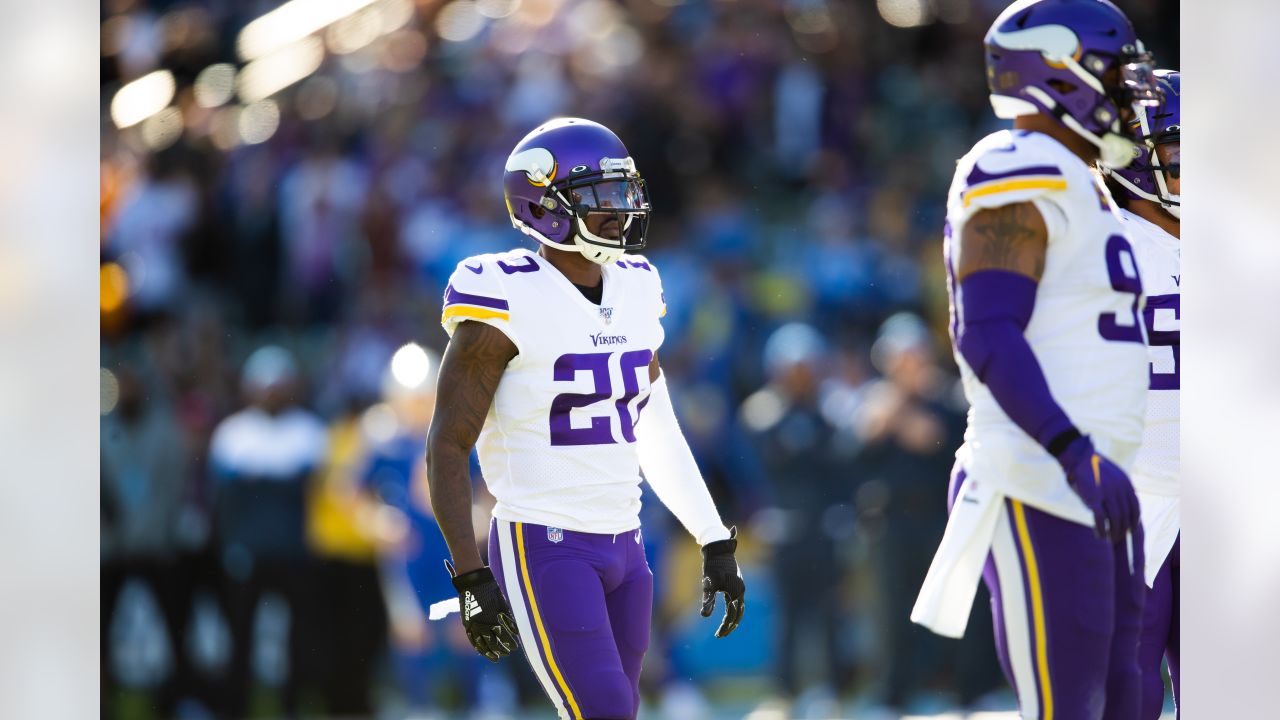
[1056,435,1140,542]
[447,562,520,662]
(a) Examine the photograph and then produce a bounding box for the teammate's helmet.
[1105,69,1179,218]
[984,0,1162,168]
[503,118,650,265]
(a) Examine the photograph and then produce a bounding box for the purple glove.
[1056,435,1140,542]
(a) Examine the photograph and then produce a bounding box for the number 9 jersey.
[944,129,1150,524]
[441,248,666,535]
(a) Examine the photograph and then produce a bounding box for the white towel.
[1137,492,1180,587]
[910,472,1003,639]
[428,597,460,621]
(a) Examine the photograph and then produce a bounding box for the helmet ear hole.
[1047,79,1077,95]
[528,202,546,219]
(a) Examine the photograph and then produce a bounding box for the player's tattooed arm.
[956,201,1048,282]
[426,320,518,574]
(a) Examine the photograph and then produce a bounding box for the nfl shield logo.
[547,527,564,543]
[599,307,614,325]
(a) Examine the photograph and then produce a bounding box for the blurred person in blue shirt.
[854,313,999,709]
[361,343,514,714]
[208,345,327,718]
[101,364,196,718]
[739,323,857,707]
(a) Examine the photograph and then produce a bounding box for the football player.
[910,1,1163,718]
[425,118,745,720]
[1103,69,1181,719]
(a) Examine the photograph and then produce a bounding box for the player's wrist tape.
[1046,427,1083,459]
[448,563,497,591]
[701,526,738,559]
[957,270,1079,457]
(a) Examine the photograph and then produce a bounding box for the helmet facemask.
[545,157,650,265]
[1037,45,1162,168]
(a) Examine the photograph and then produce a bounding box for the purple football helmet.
[985,0,1162,168]
[1106,69,1179,218]
[503,118,650,265]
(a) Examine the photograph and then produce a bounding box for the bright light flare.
[390,342,433,390]
[877,0,931,28]
[238,37,325,103]
[237,0,380,61]
[110,70,176,129]
[101,368,120,415]
[100,262,130,313]
[141,107,183,150]
[477,0,521,18]
[194,63,238,107]
[436,0,486,43]
[238,100,281,144]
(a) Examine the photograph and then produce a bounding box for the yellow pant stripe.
[515,522,582,720]
[1011,501,1054,719]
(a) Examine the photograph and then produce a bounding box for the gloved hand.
[1056,435,1140,542]
[700,526,746,638]
[446,561,520,661]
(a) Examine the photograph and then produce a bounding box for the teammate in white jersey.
[425,118,744,720]
[910,2,1164,718]
[1103,68,1181,719]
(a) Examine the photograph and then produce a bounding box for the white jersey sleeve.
[440,255,518,349]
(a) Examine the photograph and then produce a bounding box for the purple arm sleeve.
[955,269,1077,454]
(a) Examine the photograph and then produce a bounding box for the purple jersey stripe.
[966,163,1063,187]
[444,284,510,310]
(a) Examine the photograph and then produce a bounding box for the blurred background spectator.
[99,0,1179,716]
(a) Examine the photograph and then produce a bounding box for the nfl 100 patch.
[547,527,564,543]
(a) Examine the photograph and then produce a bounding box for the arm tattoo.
[426,321,517,572]
[958,202,1048,281]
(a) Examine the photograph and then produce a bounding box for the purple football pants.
[951,469,1147,719]
[488,518,652,720]
[1139,535,1180,719]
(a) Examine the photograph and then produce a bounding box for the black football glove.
[700,526,746,638]
[446,561,520,662]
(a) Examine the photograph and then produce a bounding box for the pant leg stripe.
[1011,500,1055,719]
[991,501,1039,718]
[495,520,570,720]
[515,522,583,720]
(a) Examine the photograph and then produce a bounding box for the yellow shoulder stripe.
[441,305,511,323]
[962,178,1068,208]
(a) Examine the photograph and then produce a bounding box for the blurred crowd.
[99,0,1178,717]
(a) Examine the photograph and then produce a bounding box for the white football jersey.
[944,130,1150,524]
[441,247,666,534]
[1123,210,1180,497]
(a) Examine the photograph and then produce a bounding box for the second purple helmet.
[503,118,651,265]
[1107,69,1180,218]
[984,0,1162,168]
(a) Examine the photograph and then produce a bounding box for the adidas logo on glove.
[464,591,482,620]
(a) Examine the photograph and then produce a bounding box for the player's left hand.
[700,526,746,638]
